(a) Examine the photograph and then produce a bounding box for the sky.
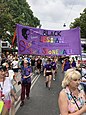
[27,0,86,30]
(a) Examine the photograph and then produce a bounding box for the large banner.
[16,24,81,56]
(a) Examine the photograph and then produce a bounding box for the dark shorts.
[13,68,18,72]
[37,65,41,69]
[52,68,56,70]
[46,72,52,76]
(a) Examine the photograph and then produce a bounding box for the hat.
[24,59,28,63]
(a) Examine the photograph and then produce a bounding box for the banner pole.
[80,53,82,77]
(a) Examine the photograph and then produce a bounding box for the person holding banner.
[58,68,86,115]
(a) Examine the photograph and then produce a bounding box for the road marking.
[15,74,40,113]
[31,75,40,89]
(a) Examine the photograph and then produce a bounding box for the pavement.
[15,63,64,115]
[14,71,39,112]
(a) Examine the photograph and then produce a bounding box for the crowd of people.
[0,52,86,115]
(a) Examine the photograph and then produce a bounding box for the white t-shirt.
[0,77,13,100]
[12,61,19,69]
[8,70,15,81]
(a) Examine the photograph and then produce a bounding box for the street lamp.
[63,23,66,27]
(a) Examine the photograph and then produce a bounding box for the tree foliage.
[70,8,86,38]
[0,0,40,44]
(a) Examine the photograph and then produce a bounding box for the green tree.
[70,8,86,38]
[0,0,40,44]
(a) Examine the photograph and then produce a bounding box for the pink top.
[63,87,86,113]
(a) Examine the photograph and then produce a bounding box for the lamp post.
[63,23,66,27]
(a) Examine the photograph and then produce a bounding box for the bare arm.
[58,90,86,115]
[62,62,65,72]
[11,89,18,101]
[44,68,46,76]
[58,90,69,115]
[13,74,18,84]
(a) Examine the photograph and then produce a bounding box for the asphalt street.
[16,63,64,115]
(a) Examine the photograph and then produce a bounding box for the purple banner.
[16,24,81,56]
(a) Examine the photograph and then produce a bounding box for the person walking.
[20,59,32,107]
[3,62,18,115]
[44,58,53,90]
[71,57,76,68]
[51,58,57,80]
[58,68,86,115]
[0,66,18,115]
[62,58,71,73]
[31,57,35,73]
[36,56,42,74]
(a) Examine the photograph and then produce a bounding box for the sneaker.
[53,78,55,81]
[20,101,24,107]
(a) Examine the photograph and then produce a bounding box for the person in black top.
[71,57,76,68]
[44,58,53,90]
[51,58,57,80]
[36,57,42,74]
[31,57,35,73]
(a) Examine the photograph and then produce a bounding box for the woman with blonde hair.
[58,68,86,115]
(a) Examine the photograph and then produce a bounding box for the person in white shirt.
[3,63,18,115]
[0,66,18,115]
[12,58,19,73]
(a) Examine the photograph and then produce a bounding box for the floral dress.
[64,87,86,113]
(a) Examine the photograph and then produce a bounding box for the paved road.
[16,63,64,115]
